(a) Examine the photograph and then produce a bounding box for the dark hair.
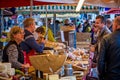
[55,20,60,23]
[96,15,105,23]
[48,18,51,21]
[35,27,45,35]
[77,23,82,28]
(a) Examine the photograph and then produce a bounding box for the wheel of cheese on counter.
[0,63,7,73]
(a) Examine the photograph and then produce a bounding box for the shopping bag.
[86,67,98,80]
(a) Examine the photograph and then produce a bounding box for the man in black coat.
[98,16,120,80]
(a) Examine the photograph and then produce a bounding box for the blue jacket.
[20,30,44,53]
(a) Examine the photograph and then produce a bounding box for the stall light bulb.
[76,0,85,12]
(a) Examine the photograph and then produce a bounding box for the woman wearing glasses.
[2,26,29,69]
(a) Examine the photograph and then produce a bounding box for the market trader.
[20,18,45,54]
[20,18,45,79]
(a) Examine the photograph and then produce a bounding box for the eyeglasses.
[18,32,25,35]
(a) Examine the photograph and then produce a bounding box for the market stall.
[0,0,92,80]
[0,39,90,80]
[28,42,89,80]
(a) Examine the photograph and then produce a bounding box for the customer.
[2,26,29,69]
[76,23,83,32]
[95,15,111,42]
[106,18,113,32]
[35,27,45,44]
[91,23,99,45]
[42,23,56,42]
[98,16,120,80]
[92,15,111,63]
[82,20,91,32]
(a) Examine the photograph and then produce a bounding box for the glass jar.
[64,64,73,76]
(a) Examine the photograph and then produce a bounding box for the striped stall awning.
[16,5,101,13]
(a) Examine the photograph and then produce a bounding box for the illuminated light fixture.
[76,0,85,12]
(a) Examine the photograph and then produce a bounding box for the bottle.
[59,66,65,77]
[64,64,73,76]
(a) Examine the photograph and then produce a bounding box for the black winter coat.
[98,29,120,80]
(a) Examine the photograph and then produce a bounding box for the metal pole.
[1,9,4,32]
[30,0,33,18]
[0,9,2,38]
[53,12,56,37]
[45,5,48,40]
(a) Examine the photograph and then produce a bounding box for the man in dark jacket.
[20,18,45,53]
[20,18,45,79]
[98,16,120,80]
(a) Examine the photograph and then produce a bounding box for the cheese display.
[0,63,7,73]
[60,26,75,32]
[45,41,66,50]
[0,63,14,80]
[29,54,67,73]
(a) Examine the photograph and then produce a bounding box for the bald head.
[106,18,113,29]
[113,16,120,32]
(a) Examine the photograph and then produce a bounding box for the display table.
[28,60,89,80]
[65,60,89,80]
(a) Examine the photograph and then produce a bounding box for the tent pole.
[0,9,2,38]
[1,9,4,32]
[45,5,48,40]
[53,12,56,37]
[30,0,33,18]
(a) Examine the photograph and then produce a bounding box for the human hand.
[91,62,97,68]
[22,63,30,68]
[41,38,46,44]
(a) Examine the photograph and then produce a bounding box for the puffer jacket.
[98,29,120,80]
